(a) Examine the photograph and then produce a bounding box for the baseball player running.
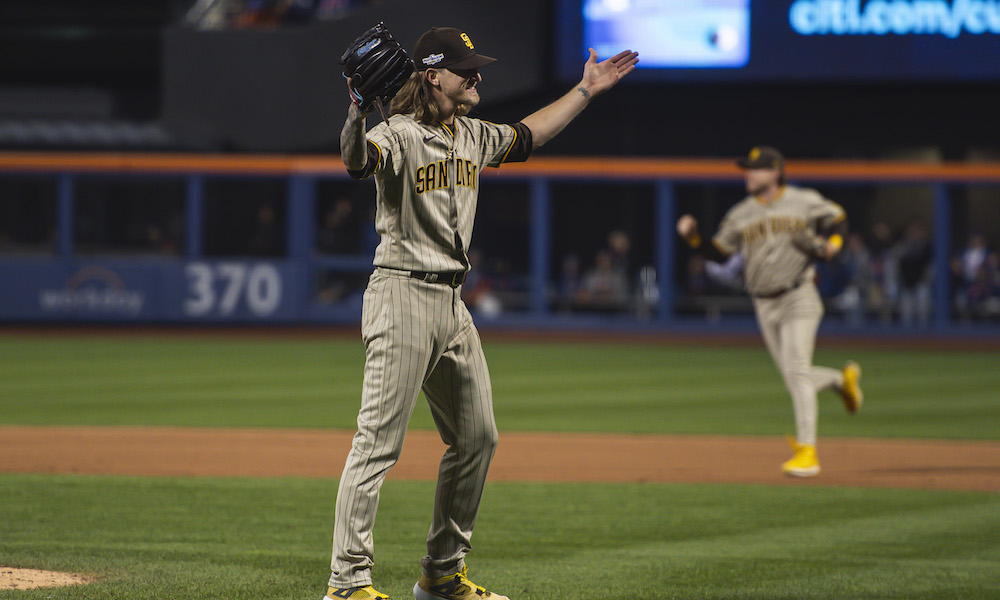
[676,146,864,478]
[326,27,638,600]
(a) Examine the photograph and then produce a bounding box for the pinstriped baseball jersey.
[360,114,526,273]
[328,112,530,590]
[712,185,845,296]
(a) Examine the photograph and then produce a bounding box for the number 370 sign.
[183,262,284,317]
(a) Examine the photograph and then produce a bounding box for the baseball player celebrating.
[676,146,864,478]
[326,26,638,600]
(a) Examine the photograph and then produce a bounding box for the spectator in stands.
[247,202,284,256]
[461,249,503,318]
[606,229,631,276]
[189,0,368,28]
[183,0,241,29]
[234,0,317,27]
[578,249,630,310]
[832,232,872,326]
[968,252,1000,317]
[144,224,179,255]
[634,265,659,318]
[484,256,528,309]
[683,253,709,297]
[952,232,1000,320]
[893,220,934,327]
[316,270,348,305]
[556,253,583,312]
[313,0,373,21]
[316,198,356,255]
[867,222,897,325]
[815,245,852,299]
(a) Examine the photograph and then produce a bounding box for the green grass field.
[1,333,999,600]
[2,475,998,600]
[1,334,998,439]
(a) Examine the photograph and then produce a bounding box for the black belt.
[752,281,803,299]
[409,270,467,288]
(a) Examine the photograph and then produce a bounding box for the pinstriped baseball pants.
[753,283,843,447]
[329,268,498,588]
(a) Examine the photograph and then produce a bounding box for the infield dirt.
[2,425,999,491]
[4,424,998,589]
[0,567,94,591]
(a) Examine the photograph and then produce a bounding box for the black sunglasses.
[447,67,480,79]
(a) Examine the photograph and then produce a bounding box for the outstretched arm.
[521,48,638,149]
[808,220,849,260]
[678,214,731,262]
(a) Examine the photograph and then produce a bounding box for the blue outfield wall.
[2,153,1000,334]
[0,259,308,323]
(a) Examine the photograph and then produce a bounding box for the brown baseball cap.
[737,146,784,170]
[413,27,496,71]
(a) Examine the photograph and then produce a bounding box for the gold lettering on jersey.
[741,222,769,247]
[414,159,451,195]
[426,162,437,189]
[769,216,807,235]
[415,166,425,194]
[437,161,449,188]
[740,217,808,246]
[454,157,478,190]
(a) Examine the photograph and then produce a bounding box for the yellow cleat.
[325,585,391,600]
[413,566,509,600]
[782,438,820,477]
[839,360,864,414]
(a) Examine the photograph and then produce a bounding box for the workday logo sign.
[790,0,1000,37]
[38,265,146,316]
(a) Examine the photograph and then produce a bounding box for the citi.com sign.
[790,0,1000,36]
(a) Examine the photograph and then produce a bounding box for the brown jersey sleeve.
[503,122,533,163]
[347,140,381,180]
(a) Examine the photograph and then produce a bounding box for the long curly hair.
[390,71,471,124]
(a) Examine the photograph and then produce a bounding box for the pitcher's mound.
[0,567,94,590]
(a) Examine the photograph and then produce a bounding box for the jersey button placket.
[446,128,466,269]
[445,132,461,318]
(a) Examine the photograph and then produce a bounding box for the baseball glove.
[339,22,414,113]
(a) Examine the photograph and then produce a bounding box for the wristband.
[828,234,843,252]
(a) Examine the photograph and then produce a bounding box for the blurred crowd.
[950,231,1000,321]
[684,221,1000,326]
[182,0,374,29]
[4,183,998,324]
[460,229,659,320]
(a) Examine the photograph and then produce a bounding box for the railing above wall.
[0,152,348,176]
[2,152,999,330]
[4,152,1000,182]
